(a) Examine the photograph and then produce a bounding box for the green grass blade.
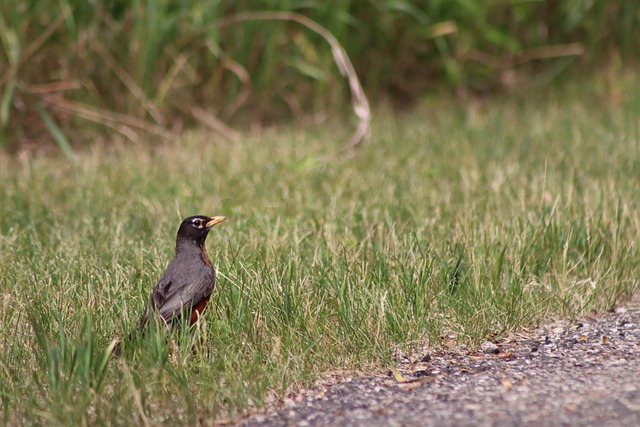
[36,104,76,162]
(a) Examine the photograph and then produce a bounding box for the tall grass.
[1,0,639,149]
[1,71,639,423]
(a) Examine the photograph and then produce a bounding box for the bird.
[112,215,226,355]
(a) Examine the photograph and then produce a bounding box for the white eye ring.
[191,218,203,228]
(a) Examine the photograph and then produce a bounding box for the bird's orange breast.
[190,294,211,324]
[200,244,213,267]
[190,244,214,324]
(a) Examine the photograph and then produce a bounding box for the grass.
[3,0,640,147]
[1,70,639,424]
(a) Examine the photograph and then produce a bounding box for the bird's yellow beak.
[206,216,226,228]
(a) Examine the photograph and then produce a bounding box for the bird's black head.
[176,215,226,247]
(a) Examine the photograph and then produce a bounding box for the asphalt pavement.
[239,294,640,427]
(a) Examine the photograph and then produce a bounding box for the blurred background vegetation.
[1,0,638,150]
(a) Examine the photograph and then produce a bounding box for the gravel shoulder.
[239,295,640,427]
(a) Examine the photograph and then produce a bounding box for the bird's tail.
[110,324,146,357]
[110,337,123,357]
[110,328,138,357]
[110,303,152,357]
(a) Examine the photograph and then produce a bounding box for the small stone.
[414,370,430,378]
[481,341,501,354]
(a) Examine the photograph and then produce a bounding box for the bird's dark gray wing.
[151,258,215,322]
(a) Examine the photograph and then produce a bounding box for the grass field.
[1,70,639,424]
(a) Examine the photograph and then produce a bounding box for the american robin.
[112,215,226,355]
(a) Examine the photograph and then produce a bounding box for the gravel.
[239,295,640,427]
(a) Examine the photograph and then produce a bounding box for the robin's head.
[176,215,226,246]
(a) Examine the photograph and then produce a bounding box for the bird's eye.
[191,218,203,228]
